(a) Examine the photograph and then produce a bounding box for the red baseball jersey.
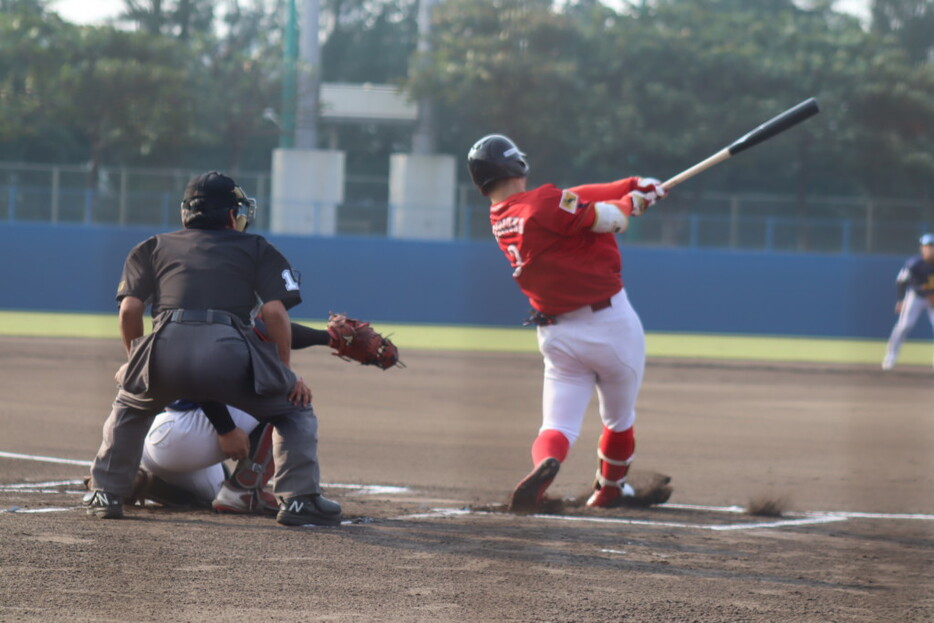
[490,178,640,315]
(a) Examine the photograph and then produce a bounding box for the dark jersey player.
[882,233,934,371]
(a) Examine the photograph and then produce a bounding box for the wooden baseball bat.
[661,97,820,191]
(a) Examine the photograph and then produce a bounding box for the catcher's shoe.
[508,457,560,513]
[84,490,124,519]
[212,482,278,516]
[276,494,343,526]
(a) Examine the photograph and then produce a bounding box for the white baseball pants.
[883,289,934,368]
[536,289,645,445]
[141,405,261,500]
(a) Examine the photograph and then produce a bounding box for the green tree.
[408,0,934,203]
[321,0,418,83]
[50,27,196,182]
[186,1,287,171]
[118,0,214,40]
[408,0,592,183]
[115,0,286,171]
[0,0,46,14]
[0,3,68,155]
[870,0,934,64]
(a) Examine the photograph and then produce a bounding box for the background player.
[467,134,672,512]
[882,233,934,371]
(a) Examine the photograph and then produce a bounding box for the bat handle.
[660,148,731,191]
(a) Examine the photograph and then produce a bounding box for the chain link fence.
[1,161,930,254]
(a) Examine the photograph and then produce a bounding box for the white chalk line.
[0,451,411,497]
[390,508,853,531]
[3,451,933,529]
[389,505,934,531]
[0,451,92,467]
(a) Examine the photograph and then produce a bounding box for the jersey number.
[507,244,524,278]
[281,269,300,291]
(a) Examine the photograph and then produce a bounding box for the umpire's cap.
[467,134,529,195]
[181,171,255,230]
[920,233,934,246]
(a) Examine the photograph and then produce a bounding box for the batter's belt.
[524,298,612,326]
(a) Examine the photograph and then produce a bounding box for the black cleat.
[276,494,343,526]
[84,490,124,519]
[508,457,561,513]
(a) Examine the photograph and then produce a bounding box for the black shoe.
[84,490,124,519]
[276,494,343,526]
[508,457,560,513]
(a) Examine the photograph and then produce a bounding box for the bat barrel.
[727,97,819,156]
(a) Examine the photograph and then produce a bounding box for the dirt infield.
[1,335,932,622]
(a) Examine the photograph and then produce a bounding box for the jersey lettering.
[281,269,300,292]
[492,216,524,239]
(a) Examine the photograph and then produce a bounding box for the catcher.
[113,314,401,514]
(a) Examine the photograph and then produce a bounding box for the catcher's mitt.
[326,312,402,370]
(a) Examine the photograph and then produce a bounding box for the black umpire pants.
[90,321,322,500]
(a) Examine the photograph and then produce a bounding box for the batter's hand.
[288,375,312,407]
[633,177,668,203]
[218,428,250,461]
[626,191,651,217]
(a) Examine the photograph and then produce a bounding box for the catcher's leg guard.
[586,426,635,508]
[212,423,278,515]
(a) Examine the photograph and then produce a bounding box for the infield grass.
[0,310,930,367]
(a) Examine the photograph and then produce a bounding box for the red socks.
[531,429,570,465]
[598,425,635,483]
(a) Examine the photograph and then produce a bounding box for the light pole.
[279,0,299,148]
[295,0,320,149]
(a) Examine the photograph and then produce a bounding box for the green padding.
[0,310,927,366]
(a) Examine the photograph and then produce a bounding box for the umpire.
[85,171,342,526]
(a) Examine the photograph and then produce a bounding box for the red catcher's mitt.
[326,312,402,370]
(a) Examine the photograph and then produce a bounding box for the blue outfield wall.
[0,223,927,340]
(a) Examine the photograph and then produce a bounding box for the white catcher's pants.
[883,289,934,368]
[536,289,645,445]
[140,405,261,500]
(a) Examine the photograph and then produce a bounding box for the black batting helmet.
[181,171,256,231]
[467,134,529,195]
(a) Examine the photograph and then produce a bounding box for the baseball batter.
[882,233,934,371]
[467,134,671,511]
